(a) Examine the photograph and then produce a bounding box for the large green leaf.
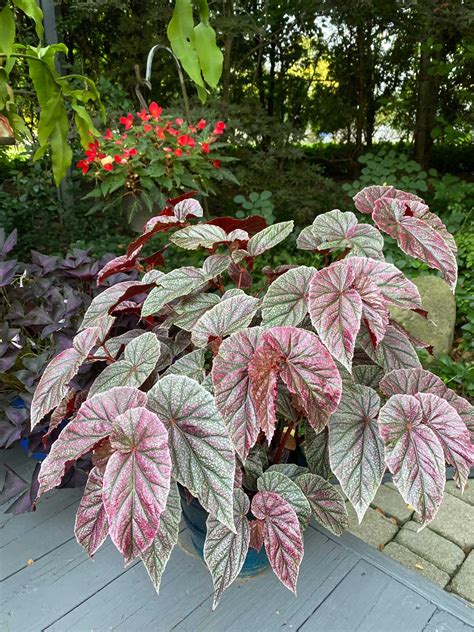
[0,5,15,57]
[167,0,204,88]
[194,21,223,88]
[13,0,44,39]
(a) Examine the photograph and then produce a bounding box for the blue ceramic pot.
[178,485,269,577]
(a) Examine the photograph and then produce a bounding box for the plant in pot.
[30,186,473,608]
[77,102,237,230]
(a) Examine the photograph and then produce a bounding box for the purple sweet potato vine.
[32,186,473,607]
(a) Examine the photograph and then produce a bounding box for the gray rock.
[414,493,474,550]
[450,551,474,603]
[396,521,465,575]
[371,485,413,524]
[390,275,456,359]
[383,542,450,587]
[346,503,399,549]
[445,479,474,507]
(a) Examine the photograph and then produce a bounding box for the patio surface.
[1,447,473,632]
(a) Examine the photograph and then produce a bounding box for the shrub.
[10,187,474,606]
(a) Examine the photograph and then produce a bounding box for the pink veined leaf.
[379,368,474,439]
[202,254,232,278]
[257,470,311,527]
[170,224,228,250]
[212,328,263,460]
[358,323,421,372]
[141,266,208,317]
[192,294,260,348]
[353,185,424,214]
[172,198,203,221]
[414,393,474,491]
[347,257,421,310]
[147,375,236,532]
[406,202,457,255]
[204,489,251,609]
[140,481,182,594]
[373,197,457,290]
[74,466,109,557]
[251,491,303,594]
[328,384,384,522]
[103,407,172,563]
[97,248,141,285]
[308,261,363,371]
[378,393,445,524]
[246,221,294,256]
[80,280,144,329]
[261,266,315,327]
[249,518,265,552]
[295,473,348,536]
[247,344,280,443]
[30,326,100,429]
[258,327,342,432]
[353,275,389,346]
[37,386,147,497]
[296,225,320,251]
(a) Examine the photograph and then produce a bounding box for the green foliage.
[233,191,275,224]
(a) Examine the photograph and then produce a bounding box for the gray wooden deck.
[1,447,473,632]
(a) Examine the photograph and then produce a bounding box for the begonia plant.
[31,186,474,607]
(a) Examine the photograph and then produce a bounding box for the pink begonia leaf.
[379,368,474,440]
[249,518,265,552]
[172,198,203,221]
[258,327,342,432]
[202,254,232,278]
[257,470,311,527]
[328,384,384,522]
[246,221,294,256]
[147,375,236,532]
[170,224,228,250]
[204,488,250,609]
[353,275,389,346]
[296,472,348,536]
[212,328,262,460]
[30,326,100,429]
[89,332,161,396]
[191,294,260,348]
[353,185,424,214]
[140,481,181,594]
[304,426,331,480]
[251,490,303,594]
[373,197,457,290]
[261,266,315,327]
[378,394,445,524]
[248,344,280,443]
[141,266,208,317]
[296,225,320,251]
[406,202,457,255]
[352,364,384,389]
[415,393,474,490]
[358,323,421,371]
[80,280,144,329]
[103,406,171,563]
[308,261,363,371]
[347,257,421,310]
[74,466,109,557]
[164,348,207,384]
[37,386,147,497]
[97,248,141,285]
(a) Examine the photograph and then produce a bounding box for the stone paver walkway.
[345,479,474,604]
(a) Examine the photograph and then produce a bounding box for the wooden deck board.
[1,447,473,632]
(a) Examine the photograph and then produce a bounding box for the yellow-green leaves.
[0,5,15,58]
[13,0,44,39]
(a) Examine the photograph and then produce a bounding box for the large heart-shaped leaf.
[407,203,457,255]
[103,407,171,562]
[164,349,207,384]
[141,267,208,316]
[147,375,235,531]
[246,221,294,256]
[354,275,389,346]
[373,197,457,290]
[170,224,228,250]
[353,185,424,215]
[89,332,161,396]
[256,327,342,432]
[80,281,140,329]
[308,262,362,371]
[380,368,474,437]
[257,470,311,527]
[328,384,383,522]
[74,466,109,557]
[212,328,262,460]
[261,266,315,327]
[296,472,348,535]
[191,294,260,348]
[358,323,421,371]
[251,491,303,594]
[31,326,100,429]
[37,386,147,496]
[415,393,474,491]
[378,394,445,524]
[304,427,331,479]
[140,481,181,594]
[204,489,250,609]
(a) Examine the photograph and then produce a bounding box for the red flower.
[212,159,222,169]
[155,126,165,139]
[177,134,188,146]
[213,121,226,135]
[103,163,113,172]
[119,113,134,130]
[114,154,123,164]
[187,137,195,147]
[167,127,178,136]
[143,123,152,133]
[137,109,149,122]
[103,129,113,140]
[175,117,184,126]
[201,142,210,154]
[76,159,89,174]
[197,118,207,130]
[174,148,183,157]
[149,102,163,119]
[129,147,138,157]
[189,125,196,133]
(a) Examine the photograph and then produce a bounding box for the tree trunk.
[414,41,442,170]
[222,0,234,101]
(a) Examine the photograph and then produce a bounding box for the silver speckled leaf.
[261,266,315,327]
[192,294,260,348]
[257,470,311,527]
